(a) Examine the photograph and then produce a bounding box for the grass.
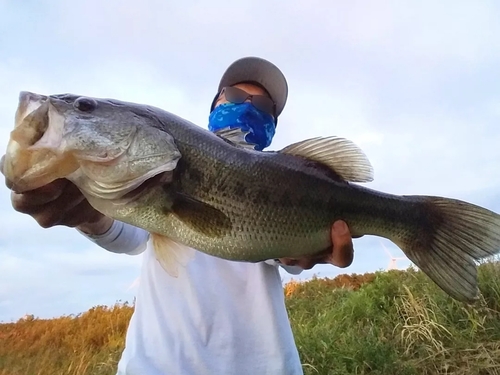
[0,261,499,375]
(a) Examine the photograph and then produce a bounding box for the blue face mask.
[208,102,276,151]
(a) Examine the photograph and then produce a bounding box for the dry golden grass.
[0,303,133,375]
[0,264,499,375]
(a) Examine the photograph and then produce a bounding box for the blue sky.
[0,0,499,322]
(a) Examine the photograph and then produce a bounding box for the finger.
[31,199,86,228]
[59,200,104,228]
[11,180,74,214]
[279,251,328,270]
[0,155,5,175]
[27,185,86,228]
[294,258,318,270]
[330,220,354,268]
[279,258,298,266]
[11,179,72,211]
[296,250,336,269]
[1,155,14,189]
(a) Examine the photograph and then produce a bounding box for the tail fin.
[394,196,500,303]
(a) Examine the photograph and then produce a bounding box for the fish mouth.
[11,92,50,148]
[15,92,49,127]
[3,92,79,193]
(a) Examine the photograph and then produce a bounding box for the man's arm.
[78,220,149,255]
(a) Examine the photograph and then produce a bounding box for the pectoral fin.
[214,127,257,150]
[151,233,196,277]
[171,192,232,237]
[279,136,374,183]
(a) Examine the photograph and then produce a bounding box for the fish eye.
[74,97,97,112]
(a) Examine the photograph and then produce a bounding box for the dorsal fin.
[214,127,257,150]
[279,136,374,183]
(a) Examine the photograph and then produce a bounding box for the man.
[2,57,354,374]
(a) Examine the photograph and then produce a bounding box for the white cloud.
[0,0,499,321]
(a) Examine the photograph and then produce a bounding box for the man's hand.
[1,155,113,235]
[278,220,354,270]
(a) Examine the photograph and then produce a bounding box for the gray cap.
[217,56,289,117]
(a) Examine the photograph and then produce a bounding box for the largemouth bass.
[3,91,500,303]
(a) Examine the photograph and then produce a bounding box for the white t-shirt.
[82,220,305,375]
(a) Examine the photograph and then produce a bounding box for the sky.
[0,0,499,322]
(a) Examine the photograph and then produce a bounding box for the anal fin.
[151,233,196,277]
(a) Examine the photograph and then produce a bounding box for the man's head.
[211,57,288,123]
[213,83,275,120]
[208,57,288,150]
